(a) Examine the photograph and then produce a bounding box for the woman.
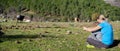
[83,15,114,48]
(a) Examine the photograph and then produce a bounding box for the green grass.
[0,21,120,51]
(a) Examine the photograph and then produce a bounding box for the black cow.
[16,15,25,22]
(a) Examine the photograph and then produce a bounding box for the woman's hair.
[96,15,106,20]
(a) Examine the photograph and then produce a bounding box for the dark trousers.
[87,38,109,48]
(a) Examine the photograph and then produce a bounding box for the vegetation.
[0,0,120,51]
[0,0,120,21]
[0,21,120,51]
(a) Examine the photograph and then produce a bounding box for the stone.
[15,27,19,29]
[15,40,21,44]
[44,31,49,33]
[27,39,33,42]
[36,25,40,28]
[57,29,61,32]
[118,43,120,48]
[115,36,119,39]
[75,32,79,35]
[66,30,72,35]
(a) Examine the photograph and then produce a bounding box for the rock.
[66,30,72,35]
[0,27,2,30]
[39,33,43,37]
[39,44,43,46]
[77,42,80,46]
[64,39,68,41]
[23,19,31,22]
[41,35,46,37]
[0,31,4,36]
[15,40,21,44]
[3,19,7,22]
[31,28,35,30]
[44,31,49,33]
[57,29,61,32]
[5,26,9,29]
[39,33,42,35]
[23,27,27,30]
[0,40,3,42]
[75,32,79,35]
[59,45,62,48]
[118,43,120,48]
[27,39,33,42]
[115,36,119,39]
[47,48,51,51]
[62,41,65,43]
[9,26,13,29]
[28,25,32,28]
[17,25,21,27]
[36,25,40,28]
[11,25,16,27]
[15,27,19,29]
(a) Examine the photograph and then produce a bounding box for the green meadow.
[0,21,120,51]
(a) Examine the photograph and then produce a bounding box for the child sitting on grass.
[83,15,114,49]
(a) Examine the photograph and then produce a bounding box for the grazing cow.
[16,15,25,22]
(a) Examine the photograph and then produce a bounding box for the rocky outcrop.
[104,0,120,7]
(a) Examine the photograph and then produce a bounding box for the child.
[83,15,113,48]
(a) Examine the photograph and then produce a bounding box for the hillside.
[0,0,120,21]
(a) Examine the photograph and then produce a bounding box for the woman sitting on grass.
[83,15,114,49]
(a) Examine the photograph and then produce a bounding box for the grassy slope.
[0,21,120,51]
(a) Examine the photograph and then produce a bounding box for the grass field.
[0,21,120,51]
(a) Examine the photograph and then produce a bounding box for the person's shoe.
[86,44,95,48]
[101,48,106,49]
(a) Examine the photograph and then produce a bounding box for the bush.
[0,0,120,21]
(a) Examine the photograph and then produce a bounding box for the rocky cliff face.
[104,0,120,7]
